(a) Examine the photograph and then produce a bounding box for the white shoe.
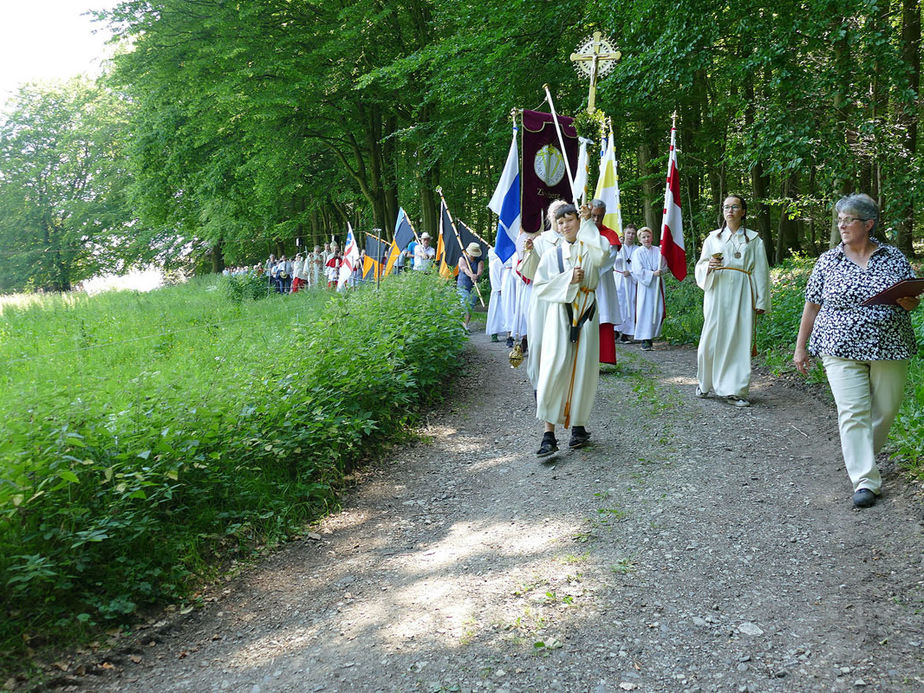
[695,386,707,399]
[727,395,750,407]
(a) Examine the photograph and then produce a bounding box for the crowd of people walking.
[254,243,368,294]
[485,193,920,512]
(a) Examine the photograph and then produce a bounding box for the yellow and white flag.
[593,130,623,236]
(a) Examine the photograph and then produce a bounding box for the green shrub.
[0,272,465,656]
[220,271,271,303]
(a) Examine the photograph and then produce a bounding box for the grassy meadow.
[0,272,466,659]
[661,256,924,474]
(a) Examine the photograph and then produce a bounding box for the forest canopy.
[0,0,922,291]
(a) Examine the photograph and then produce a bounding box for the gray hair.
[835,194,879,235]
[590,198,606,210]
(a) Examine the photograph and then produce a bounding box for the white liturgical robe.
[614,242,637,336]
[695,227,771,398]
[485,248,506,336]
[522,229,562,388]
[630,245,667,341]
[595,238,621,326]
[532,220,605,427]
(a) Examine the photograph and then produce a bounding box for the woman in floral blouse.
[793,194,921,509]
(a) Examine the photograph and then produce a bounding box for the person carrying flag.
[458,242,484,333]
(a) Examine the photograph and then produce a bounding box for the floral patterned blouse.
[805,240,917,360]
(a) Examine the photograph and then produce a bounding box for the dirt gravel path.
[50,333,924,693]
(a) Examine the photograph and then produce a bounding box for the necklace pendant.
[734,251,742,259]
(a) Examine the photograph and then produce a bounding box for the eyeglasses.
[722,205,741,211]
[837,216,867,226]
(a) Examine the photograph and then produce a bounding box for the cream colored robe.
[521,229,563,388]
[614,242,637,336]
[695,227,771,398]
[532,221,605,426]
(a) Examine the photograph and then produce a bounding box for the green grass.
[0,272,466,659]
[661,256,924,478]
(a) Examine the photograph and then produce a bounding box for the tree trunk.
[745,80,773,255]
[830,27,855,247]
[210,240,225,274]
[897,0,920,255]
[776,173,801,263]
[419,162,439,237]
[637,120,659,232]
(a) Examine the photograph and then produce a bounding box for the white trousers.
[821,355,909,494]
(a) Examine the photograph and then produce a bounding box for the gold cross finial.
[570,31,621,113]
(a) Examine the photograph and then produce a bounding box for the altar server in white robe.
[485,247,506,341]
[614,224,638,341]
[532,203,605,458]
[695,194,770,407]
[630,228,667,350]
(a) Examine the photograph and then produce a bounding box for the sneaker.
[536,433,558,458]
[568,426,591,449]
[695,386,707,399]
[491,334,499,343]
[619,333,632,343]
[505,336,515,348]
[852,488,877,508]
[641,340,653,351]
[726,395,750,407]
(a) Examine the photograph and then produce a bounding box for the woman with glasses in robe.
[694,194,771,407]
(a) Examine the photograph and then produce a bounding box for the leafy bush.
[220,271,271,303]
[661,273,704,345]
[0,272,466,656]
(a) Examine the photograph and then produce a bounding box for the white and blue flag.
[487,126,521,263]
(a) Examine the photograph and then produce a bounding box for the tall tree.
[0,79,138,292]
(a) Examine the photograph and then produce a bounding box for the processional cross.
[570,31,621,113]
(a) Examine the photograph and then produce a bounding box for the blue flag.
[384,208,416,276]
[487,126,521,263]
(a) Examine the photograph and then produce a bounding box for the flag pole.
[542,84,578,205]
[436,186,485,307]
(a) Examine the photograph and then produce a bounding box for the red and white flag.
[338,222,360,289]
[659,122,687,281]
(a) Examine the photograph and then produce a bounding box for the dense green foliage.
[0,80,142,293]
[2,0,924,283]
[0,273,465,654]
[661,257,924,475]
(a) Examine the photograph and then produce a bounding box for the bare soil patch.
[26,333,924,693]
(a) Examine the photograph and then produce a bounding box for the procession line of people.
[262,242,369,294]
[486,193,920,512]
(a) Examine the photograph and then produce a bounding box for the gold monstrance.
[570,31,621,114]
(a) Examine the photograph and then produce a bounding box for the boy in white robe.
[695,195,770,406]
[630,228,666,351]
[532,204,605,457]
[614,224,638,341]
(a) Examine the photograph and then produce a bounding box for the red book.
[860,278,924,306]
